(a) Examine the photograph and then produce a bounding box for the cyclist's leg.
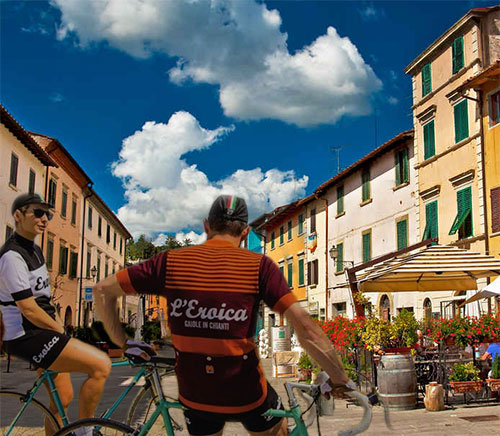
[248,418,287,436]
[48,337,111,419]
[38,370,73,435]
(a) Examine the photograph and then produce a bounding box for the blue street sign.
[84,287,93,301]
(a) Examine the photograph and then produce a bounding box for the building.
[81,189,132,326]
[31,132,93,327]
[404,6,499,316]
[0,105,56,244]
[314,130,418,319]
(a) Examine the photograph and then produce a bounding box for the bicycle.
[52,350,389,436]
[0,353,178,436]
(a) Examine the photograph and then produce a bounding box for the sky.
[2,0,497,244]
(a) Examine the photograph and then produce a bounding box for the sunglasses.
[31,208,53,221]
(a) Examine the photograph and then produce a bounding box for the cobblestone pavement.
[2,355,500,435]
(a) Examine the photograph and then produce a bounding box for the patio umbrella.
[462,277,500,305]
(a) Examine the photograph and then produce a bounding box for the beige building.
[1,105,56,244]
[405,6,499,316]
[83,190,132,326]
[31,133,93,327]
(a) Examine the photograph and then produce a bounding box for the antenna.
[331,146,343,174]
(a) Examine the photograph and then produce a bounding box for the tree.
[126,235,156,260]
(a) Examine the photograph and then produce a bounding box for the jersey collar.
[203,238,239,248]
[14,232,34,249]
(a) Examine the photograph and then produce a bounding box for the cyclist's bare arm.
[16,297,64,333]
[284,302,350,388]
[93,275,128,347]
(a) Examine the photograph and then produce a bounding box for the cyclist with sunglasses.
[0,193,111,436]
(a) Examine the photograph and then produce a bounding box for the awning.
[354,245,500,293]
[462,277,500,305]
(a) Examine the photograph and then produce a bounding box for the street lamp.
[329,245,354,269]
[91,266,97,282]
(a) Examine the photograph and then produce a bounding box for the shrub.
[449,362,480,382]
[491,354,500,379]
[297,353,313,370]
[141,321,161,344]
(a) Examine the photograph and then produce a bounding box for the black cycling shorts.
[183,382,284,435]
[3,329,70,369]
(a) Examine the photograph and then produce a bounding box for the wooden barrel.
[377,354,417,410]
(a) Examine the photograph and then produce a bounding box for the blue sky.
[2,0,496,242]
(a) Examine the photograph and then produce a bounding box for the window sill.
[360,198,372,207]
[393,182,410,191]
[8,183,18,192]
[287,238,293,243]
[334,270,345,276]
[298,284,306,288]
[490,231,500,238]
[279,243,285,247]
[298,231,305,236]
[308,284,317,289]
[335,211,345,219]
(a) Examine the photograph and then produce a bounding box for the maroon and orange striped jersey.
[117,238,297,413]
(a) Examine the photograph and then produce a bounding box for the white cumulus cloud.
[112,111,308,237]
[51,0,382,126]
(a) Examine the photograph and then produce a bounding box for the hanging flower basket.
[449,380,483,394]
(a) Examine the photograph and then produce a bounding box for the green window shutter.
[395,152,401,186]
[362,171,370,201]
[449,188,470,235]
[69,252,78,278]
[298,259,304,286]
[46,240,54,270]
[287,262,293,288]
[279,226,284,244]
[287,221,292,240]
[59,246,68,274]
[336,243,344,273]
[279,265,284,276]
[422,63,432,97]
[402,148,409,183]
[454,100,468,143]
[397,220,408,250]
[298,214,303,234]
[452,36,464,74]
[337,185,344,214]
[362,232,371,263]
[271,232,275,249]
[424,121,435,159]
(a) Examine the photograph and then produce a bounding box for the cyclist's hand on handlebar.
[124,339,157,356]
[320,374,357,400]
[125,346,152,363]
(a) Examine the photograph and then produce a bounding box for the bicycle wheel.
[0,390,60,436]
[126,385,183,433]
[53,418,134,436]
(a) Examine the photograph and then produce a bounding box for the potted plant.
[297,353,313,381]
[449,362,482,393]
[486,354,500,392]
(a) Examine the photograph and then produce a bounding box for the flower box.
[449,380,483,394]
[486,379,500,392]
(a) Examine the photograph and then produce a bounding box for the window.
[361,170,371,202]
[287,261,293,288]
[287,221,292,241]
[114,232,117,249]
[310,208,316,233]
[423,120,436,160]
[112,263,115,275]
[279,264,284,276]
[449,186,472,239]
[337,185,344,215]
[106,224,111,244]
[61,188,68,218]
[59,244,68,275]
[489,91,500,127]
[307,259,319,285]
[332,302,347,317]
[491,187,500,234]
[46,238,54,270]
[362,231,371,263]
[335,242,344,273]
[298,214,304,235]
[397,218,408,250]
[69,251,78,278]
[48,178,57,208]
[395,148,409,185]
[5,225,14,243]
[71,198,77,225]
[452,35,464,74]
[120,238,123,255]
[28,169,36,194]
[279,226,284,245]
[423,200,438,241]
[87,206,93,229]
[97,216,102,237]
[96,256,101,281]
[454,100,469,143]
[422,63,432,97]
[86,250,91,278]
[298,258,305,286]
[9,153,18,187]
[271,231,275,250]
[105,259,109,278]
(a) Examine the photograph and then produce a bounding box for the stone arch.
[64,306,73,327]
[423,298,432,327]
[378,294,392,321]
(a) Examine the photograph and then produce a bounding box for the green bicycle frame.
[265,407,308,436]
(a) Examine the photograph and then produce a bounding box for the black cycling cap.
[12,193,51,215]
[208,195,248,224]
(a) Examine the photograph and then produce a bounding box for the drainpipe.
[77,182,94,328]
[322,196,329,320]
[41,165,50,250]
